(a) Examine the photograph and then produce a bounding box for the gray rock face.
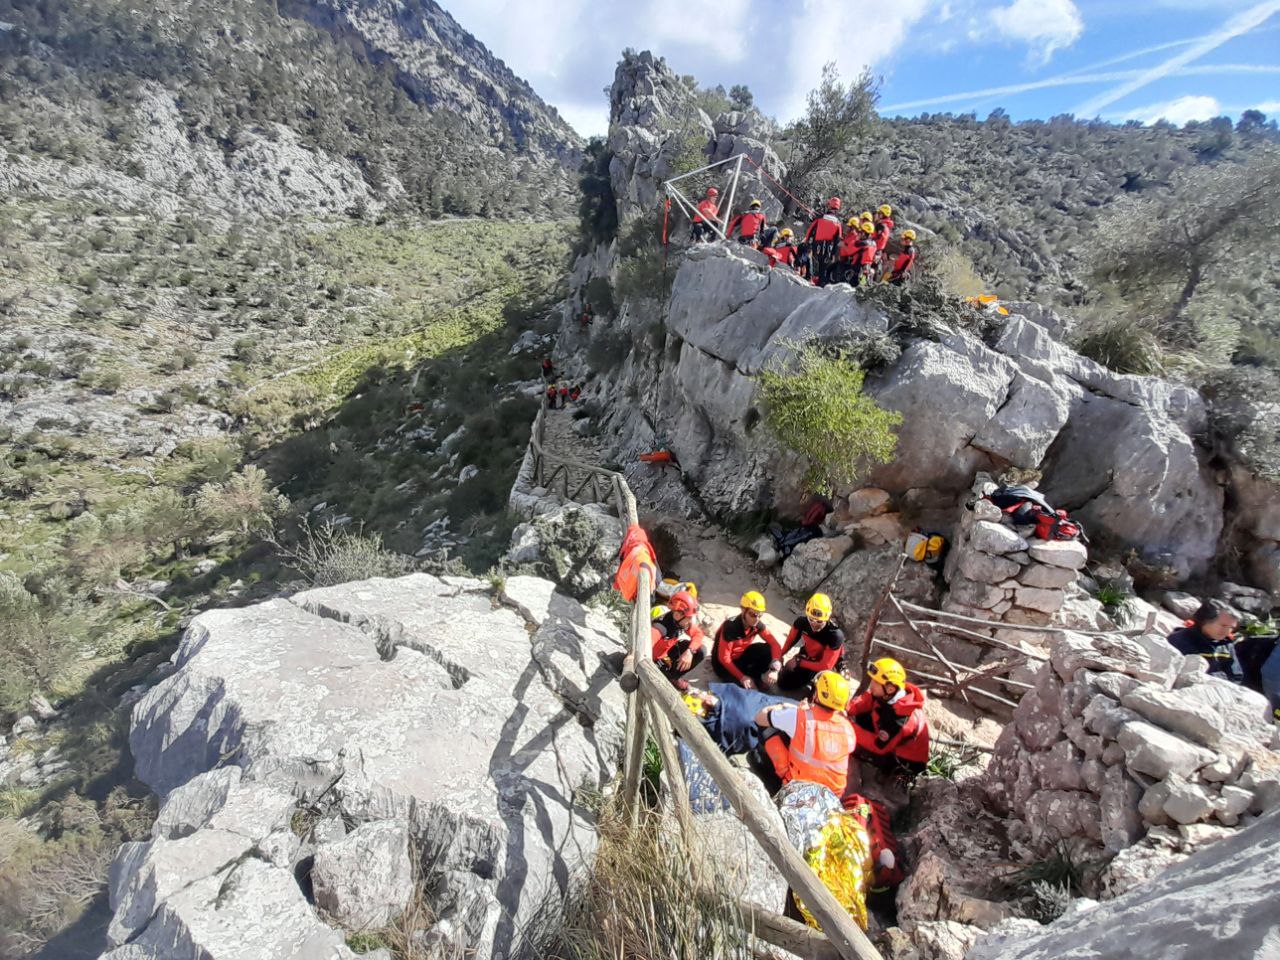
[121,573,625,959]
[1117,721,1216,780]
[967,809,1280,960]
[312,821,414,929]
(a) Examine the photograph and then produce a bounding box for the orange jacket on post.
[613,523,657,603]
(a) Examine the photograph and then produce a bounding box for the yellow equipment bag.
[791,811,873,931]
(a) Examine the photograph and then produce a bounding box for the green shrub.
[270,520,416,587]
[584,277,616,316]
[1072,316,1164,375]
[756,344,902,494]
[0,572,84,716]
[615,249,671,304]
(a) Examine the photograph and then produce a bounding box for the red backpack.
[1034,508,1086,543]
[843,794,905,891]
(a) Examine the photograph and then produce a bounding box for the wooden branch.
[888,595,966,691]
[879,619,1051,663]
[897,600,1149,638]
[621,567,654,822]
[738,899,841,960]
[868,637,1033,692]
[648,700,697,860]
[859,554,906,678]
[636,659,883,960]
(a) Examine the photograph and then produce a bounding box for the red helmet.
[669,590,699,617]
[827,197,842,210]
[706,187,719,198]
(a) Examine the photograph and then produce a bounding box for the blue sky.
[446,0,1280,137]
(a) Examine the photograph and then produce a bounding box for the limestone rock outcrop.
[108,572,626,959]
[967,808,1280,959]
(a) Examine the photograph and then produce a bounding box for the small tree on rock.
[784,63,880,202]
[756,343,901,494]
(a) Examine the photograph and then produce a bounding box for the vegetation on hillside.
[0,200,569,953]
[0,0,577,218]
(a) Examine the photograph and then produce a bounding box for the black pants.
[658,638,706,681]
[691,221,714,242]
[712,644,775,684]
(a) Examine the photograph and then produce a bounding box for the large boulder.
[967,808,1280,959]
[312,821,414,929]
[124,573,626,958]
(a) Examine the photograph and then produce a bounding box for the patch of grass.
[1094,581,1133,613]
[924,744,981,780]
[540,797,752,959]
[1072,315,1164,376]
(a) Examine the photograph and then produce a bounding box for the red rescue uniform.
[727,210,767,242]
[804,213,843,244]
[874,216,894,252]
[713,614,781,683]
[845,682,930,768]
[693,199,719,224]
[781,616,846,673]
[890,243,916,283]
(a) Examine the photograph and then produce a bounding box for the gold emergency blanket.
[792,811,873,931]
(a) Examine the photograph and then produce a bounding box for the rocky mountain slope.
[556,50,1277,597]
[0,0,581,219]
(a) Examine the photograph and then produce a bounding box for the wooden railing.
[859,555,1158,709]
[528,404,881,960]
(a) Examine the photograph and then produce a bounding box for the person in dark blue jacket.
[1167,599,1240,679]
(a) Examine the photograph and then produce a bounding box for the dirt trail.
[541,404,1002,748]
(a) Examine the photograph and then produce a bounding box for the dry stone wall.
[985,626,1279,893]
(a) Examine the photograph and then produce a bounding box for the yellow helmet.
[860,221,875,234]
[847,216,860,226]
[902,229,916,241]
[740,590,767,614]
[683,691,709,717]
[814,671,851,710]
[750,198,762,208]
[779,228,794,238]
[651,604,670,621]
[868,657,907,688]
[878,204,892,217]
[860,211,872,221]
[806,593,833,621]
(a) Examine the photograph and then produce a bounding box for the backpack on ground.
[983,484,1088,544]
[1034,508,1087,543]
[905,529,947,566]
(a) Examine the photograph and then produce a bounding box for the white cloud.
[1250,99,1280,113]
[556,101,610,139]
[1074,0,1280,116]
[989,0,1084,64]
[448,0,589,80]
[1126,93,1223,123]
[642,0,752,62]
[780,0,932,120]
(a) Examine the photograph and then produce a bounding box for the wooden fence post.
[859,553,906,678]
[637,659,883,960]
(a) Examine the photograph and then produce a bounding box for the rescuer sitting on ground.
[846,657,930,778]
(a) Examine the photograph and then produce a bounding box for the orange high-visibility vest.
[788,706,857,796]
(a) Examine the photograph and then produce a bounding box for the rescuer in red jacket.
[713,590,782,689]
[873,203,895,279]
[778,593,846,692]
[727,199,768,247]
[889,230,917,285]
[651,590,706,690]
[845,657,930,776]
[691,187,721,242]
[836,217,863,284]
[855,221,879,285]
[804,198,844,285]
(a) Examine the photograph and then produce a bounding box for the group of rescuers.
[651,587,929,797]
[690,189,916,288]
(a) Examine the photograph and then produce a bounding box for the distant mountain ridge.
[0,0,583,219]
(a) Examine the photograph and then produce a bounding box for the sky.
[445,0,1280,138]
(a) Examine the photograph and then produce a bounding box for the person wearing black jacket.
[1236,633,1280,722]
[1166,600,1240,679]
